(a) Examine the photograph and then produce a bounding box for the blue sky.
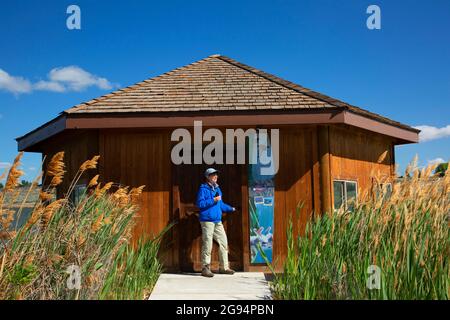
[0,0,449,182]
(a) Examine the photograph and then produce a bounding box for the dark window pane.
[384,183,392,199]
[73,184,87,205]
[345,181,357,211]
[333,181,344,210]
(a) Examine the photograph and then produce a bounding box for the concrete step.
[149,272,272,300]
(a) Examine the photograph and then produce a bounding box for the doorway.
[172,162,244,272]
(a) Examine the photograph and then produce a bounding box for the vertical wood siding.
[41,130,99,197]
[98,130,173,267]
[329,125,394,203]
[270,126,316,270]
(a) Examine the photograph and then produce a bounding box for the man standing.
[196,168,236,277]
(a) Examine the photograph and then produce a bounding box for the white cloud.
[427,158,446,165]
[34,80,66,92]
[45,66,117,92]
[414,125,450,142]
[0,66,118,95]
[0,162,11,169]
[0,69,32,94]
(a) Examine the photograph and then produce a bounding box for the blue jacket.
[195,182,234,222]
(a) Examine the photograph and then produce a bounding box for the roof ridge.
[66,54,349,114]
[60,54,418,133]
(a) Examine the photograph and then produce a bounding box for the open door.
[172,163,244,272]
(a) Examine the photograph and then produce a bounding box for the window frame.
[377,182,393,200]
[333,179,358,211]
[71,183,87,205]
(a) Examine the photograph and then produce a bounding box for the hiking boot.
[219,268,235,275]
[201,265,214,278]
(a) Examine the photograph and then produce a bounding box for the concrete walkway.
[149,272,272,300]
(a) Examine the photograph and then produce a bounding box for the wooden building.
[17,55,419,272]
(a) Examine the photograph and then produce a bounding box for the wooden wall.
[41,130,99,197]
[41,129,175,268]
[38,124,396,273]
[98,130,174,268]
[252,124,395,271]
[268,126,316,270]
[329,124,395,202]
[96,126,319,272]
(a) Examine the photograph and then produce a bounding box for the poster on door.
[248,134,274,264]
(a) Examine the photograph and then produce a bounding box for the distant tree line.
[0,180,33,189]
[435,162,448,177]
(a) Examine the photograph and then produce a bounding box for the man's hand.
[214,195,222,202]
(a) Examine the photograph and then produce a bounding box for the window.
[72,184,87,205]
[382,183,392,197]
[333,180,358,211]
[376,182,392,200]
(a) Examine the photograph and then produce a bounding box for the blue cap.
[204,168,219,177]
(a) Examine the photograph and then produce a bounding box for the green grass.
[100,227,171,300]
[269,163,450,300]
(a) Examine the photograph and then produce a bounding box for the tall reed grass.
[0,152,163,300]
[271,158,450,300]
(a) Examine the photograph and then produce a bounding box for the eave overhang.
[16,109,420,152]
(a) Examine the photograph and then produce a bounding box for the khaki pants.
[200,221,229,270]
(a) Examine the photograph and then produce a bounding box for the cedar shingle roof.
[64,54,418,132]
